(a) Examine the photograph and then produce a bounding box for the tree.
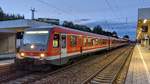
[0,7,24,21]
[82,25,92,32]
[93,25,103,34]
[123,35,129,39]
[112,31,118,38]
[62,21,74,28]
[0,7,4,20]
[62,21,92,32]
[62,21,118,38]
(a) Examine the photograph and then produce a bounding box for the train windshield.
[23,30,49,46]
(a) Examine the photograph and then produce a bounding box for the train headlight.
[40,53,45,58]
[30,45,35,49]
[17,53,24,59]
[21,52,25,56]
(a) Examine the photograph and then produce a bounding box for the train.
[15,25,128,69]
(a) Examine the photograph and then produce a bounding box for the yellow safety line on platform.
[137,45,150,84]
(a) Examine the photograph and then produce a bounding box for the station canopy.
[0,19,51,32]
[138,8,150,20]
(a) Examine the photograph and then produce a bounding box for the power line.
[113,0,128,24]
[103,0,129,24]
[35,0,72,16]
[104,0,117,19]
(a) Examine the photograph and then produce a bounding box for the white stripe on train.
[18,43,126,60]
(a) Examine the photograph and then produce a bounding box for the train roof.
[27,25,121,40]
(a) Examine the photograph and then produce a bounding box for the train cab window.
[61,35,66,48]
[53,34,60,48]
[70,35,77,47]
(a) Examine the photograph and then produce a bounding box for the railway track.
[1,45,132,84]
[0,63,32,83]
[82,46,133,84]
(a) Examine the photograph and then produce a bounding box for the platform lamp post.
[143,19,149,48]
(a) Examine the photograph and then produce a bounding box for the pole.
[31,8,36,20]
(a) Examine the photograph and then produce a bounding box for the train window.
[95,39,98,45]
[102,39,105,44]
[98,39,102,45]
[88,37,92,46]
[83,37,87,46]
[97,39,100,45]
[79,36,82,46]
[92,39,96,46]
[103,39,107,44]
[53,34,60,48]
[70,35,77,47]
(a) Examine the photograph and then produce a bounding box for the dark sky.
[0,0,150,40]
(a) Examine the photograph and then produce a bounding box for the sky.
[0,0,150,40]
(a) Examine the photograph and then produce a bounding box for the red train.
[15,26,128,67]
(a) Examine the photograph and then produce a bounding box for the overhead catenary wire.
[103,0,128,24]
[112,0,128,24]
[35,0,73,16]
[104,0,117,20]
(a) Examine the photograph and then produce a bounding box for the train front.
[15,29,50,69]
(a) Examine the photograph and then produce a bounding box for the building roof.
[0,19,51,29]
[0,29,16,33]
[138,8,150,20]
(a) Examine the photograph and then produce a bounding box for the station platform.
[125,45,150,84]
[0,53,15,59]
[0,59,14,65]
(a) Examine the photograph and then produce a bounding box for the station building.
[137,8,150,48]
[0,30,16,53]
[0,30,16,59]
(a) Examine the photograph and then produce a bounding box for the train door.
[60,33,67,64]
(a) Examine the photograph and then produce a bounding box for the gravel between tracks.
[84,46,133,84]
[2,46,130,84]
[33,46,130,84]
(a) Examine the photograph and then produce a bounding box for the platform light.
[25,31,48,34]
[143,19,147,24]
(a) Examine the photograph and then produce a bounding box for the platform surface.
[0,53,15,59]
[125,45,150,84]
[0,59,14,65]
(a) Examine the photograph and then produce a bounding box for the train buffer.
[125,44,150,84]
